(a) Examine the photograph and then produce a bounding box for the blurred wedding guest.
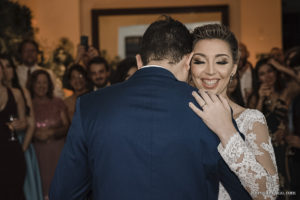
[74,44,100,69]
[285,52,300,200]
[286,93,300,200]
[16,39,64,98]
[248,58,290,193]
[0,54,34,150]
[27,70,69,199]
[238,43,253,105]
[269,58,300,85]
[0,55,43,200]
[87,56,111,91]
[285,93,300,200]
[288,48,300,84]
[0,61,26,200]
[112,57,137,84]
[285,46,300,67]
[268,47,300,102]
[227,74,245,107]
[270,47,285,65]
[64,64,91,121]
[62,44,99,94]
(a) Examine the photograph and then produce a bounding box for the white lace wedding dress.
[218,109,279,200]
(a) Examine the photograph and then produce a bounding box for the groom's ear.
[136,54,143,69]
[185,52,194,71]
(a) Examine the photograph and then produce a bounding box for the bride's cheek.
[190,66,198,77]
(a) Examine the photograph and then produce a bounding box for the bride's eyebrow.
[193,53,206,57]
[216,54,229,58]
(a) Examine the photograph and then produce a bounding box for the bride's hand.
[189,90,237,143]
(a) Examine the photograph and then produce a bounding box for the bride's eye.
[192,59,205,64]
[216,60,228,65]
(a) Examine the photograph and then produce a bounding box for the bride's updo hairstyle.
[192,24,240,64]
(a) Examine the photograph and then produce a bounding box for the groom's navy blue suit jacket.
[49,67,251,200]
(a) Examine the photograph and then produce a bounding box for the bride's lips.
[201,79,219,89]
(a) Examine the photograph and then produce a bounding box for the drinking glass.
[8,114,17,141]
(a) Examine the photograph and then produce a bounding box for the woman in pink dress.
[27,69,69,199]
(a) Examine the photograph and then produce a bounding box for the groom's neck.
[146,60,187,82]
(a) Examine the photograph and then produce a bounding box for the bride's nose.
[205,61,216,75]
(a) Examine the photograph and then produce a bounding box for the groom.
[49,16,250,200]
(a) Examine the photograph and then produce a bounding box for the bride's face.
[190,39,237,96]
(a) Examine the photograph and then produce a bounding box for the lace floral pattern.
[218,109,279,200]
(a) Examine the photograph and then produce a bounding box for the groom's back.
[80,67,221,199]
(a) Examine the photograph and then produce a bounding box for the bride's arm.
[189,90,279,200]
[218,111,279,200]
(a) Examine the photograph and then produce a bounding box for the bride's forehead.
[195,39,230,48]
[194,39,231,53]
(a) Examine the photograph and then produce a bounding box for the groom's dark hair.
[140,15,193,65]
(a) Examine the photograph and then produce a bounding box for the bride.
[188,24,279,200]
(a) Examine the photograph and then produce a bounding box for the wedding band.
[201,102,207,107]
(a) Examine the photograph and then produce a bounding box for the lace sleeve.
[218,110,279,199]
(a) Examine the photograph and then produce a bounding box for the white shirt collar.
[141,65,166,69]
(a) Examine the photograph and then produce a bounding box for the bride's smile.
[201,78,219,89]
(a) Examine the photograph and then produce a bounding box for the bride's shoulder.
[237,108,266,124]
[235,108,267,134]
[242,108,265,118]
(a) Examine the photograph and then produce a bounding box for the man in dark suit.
[49,16,250,200]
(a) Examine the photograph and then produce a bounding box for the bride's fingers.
[189,102,205,118]
[198,90,213,105]
[192,91,206,108]
[207,92,219,103]
[219,95,231,110]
